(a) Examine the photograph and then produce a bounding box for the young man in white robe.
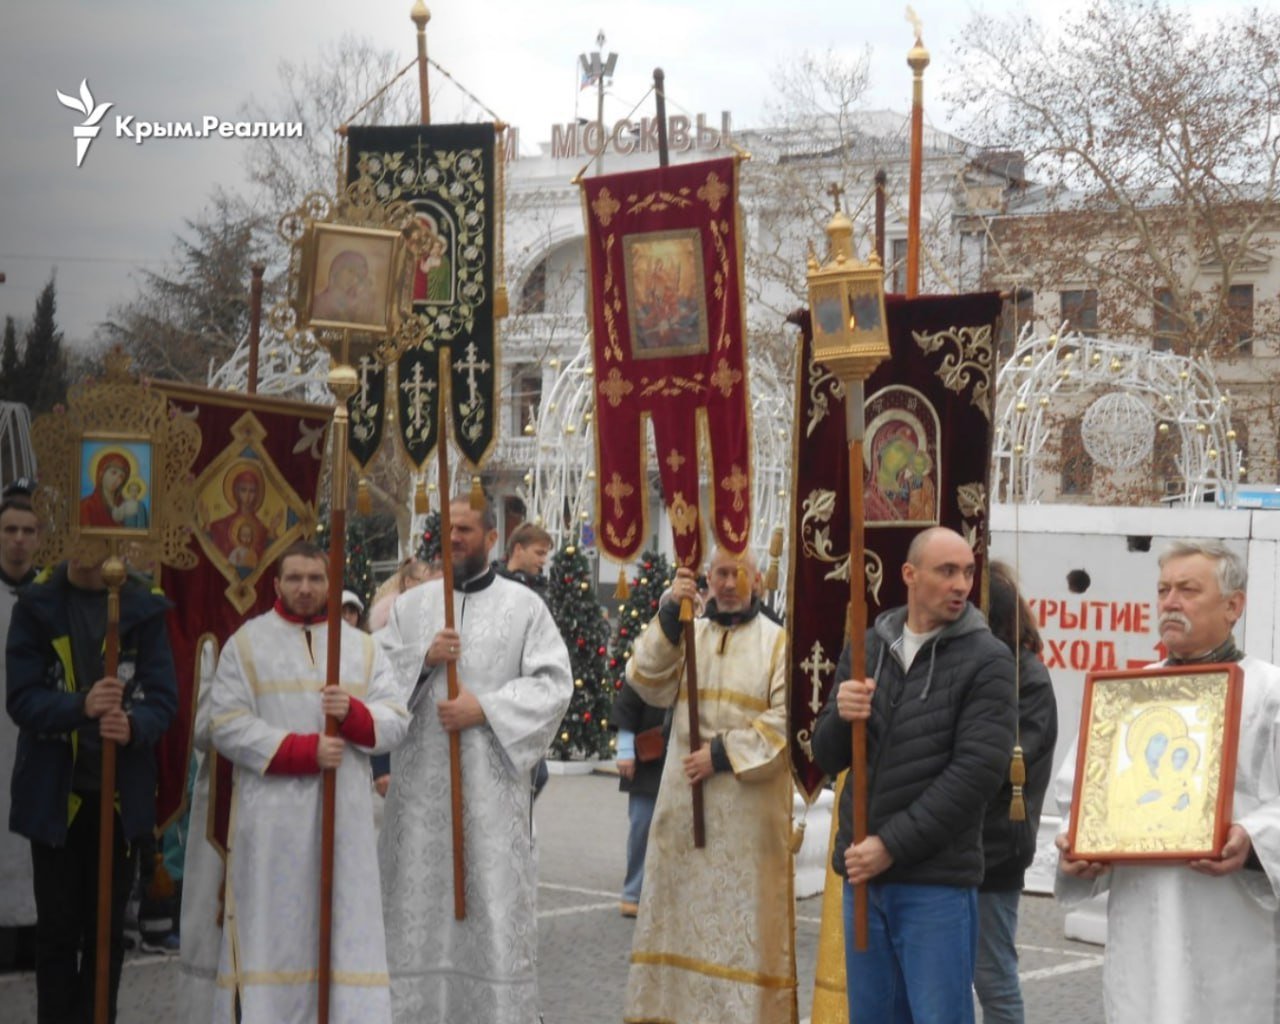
[1056,538,1280,1024]
[376,497,573,1024]
[623,548,797,1024]
[208,541,409,1023]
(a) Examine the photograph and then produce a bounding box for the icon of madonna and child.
[862,399,939,525]
[197,460,286,575]
[78,440,152,533]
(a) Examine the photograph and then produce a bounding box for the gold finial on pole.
[412,3,431,125]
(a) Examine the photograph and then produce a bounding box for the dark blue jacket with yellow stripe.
[5,562,177,846]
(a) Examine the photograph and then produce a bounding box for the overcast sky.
[0,0,1246,347]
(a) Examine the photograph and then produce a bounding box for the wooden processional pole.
[437,352,467,920]
[653,66,705,849]
[905,26,929,298]
[410,0,466,919]
[317,352,357,1024]
[93,551,126,1024]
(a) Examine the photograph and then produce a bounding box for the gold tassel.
[414,479,429,514]
[736,563,750,599]
[764,561,779,592]
[469,475,485,510]
[1009,745,1027,822]
[615,570,630,600]
[493,283,509,319]
[788,819,807,855]
[356,477,372,516]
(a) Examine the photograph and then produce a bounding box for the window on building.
[889,238,908,294]
[998,289,1034,361]
[1060,417,1095,495]
[1226,283,1254,356]
[1059,289,1098,336]
[509,364,542,436]
[517,259,547,315]
[1153,287,1188,354]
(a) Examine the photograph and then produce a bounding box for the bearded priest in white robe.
[376,498,572,1024]
[209,542,410,1024]
[1056,539,1280,1024]
[624,550,797,1024]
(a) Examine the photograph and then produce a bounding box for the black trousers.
[30,793,136,1024]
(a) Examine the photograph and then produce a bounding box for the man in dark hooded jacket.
[812,526,1015,1024]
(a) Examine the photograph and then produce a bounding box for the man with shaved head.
[812,526,1016,1024]
[623,546,796,1024]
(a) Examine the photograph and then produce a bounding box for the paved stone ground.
[0,772,1105,1023]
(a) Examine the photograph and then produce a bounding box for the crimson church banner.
[787,292,1003,800]
[151,382,330,831]
[580,157,751,568]
[346,124,500,470]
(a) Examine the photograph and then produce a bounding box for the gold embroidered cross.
[800,642,836,714]
[605,472,634,518]
[665,449,686,474]
[697,171,730,212]
[598,368,634,408]
[720,463,748,512]
[710,358,742,398]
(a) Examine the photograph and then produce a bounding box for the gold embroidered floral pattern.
[668,491,699,536]
[912,324,993,421]
[627,188,694,216]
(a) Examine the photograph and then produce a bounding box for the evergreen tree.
[603,549,675,752]
[22,277,68,413]
[416,510,442,564]
[0,318,18,403]
[545,532,613,760]
[314,513,382,612]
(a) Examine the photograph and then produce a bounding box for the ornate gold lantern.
[805,204,891,380]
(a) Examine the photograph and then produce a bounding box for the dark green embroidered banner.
[346,123,498,468]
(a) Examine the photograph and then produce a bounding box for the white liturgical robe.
[1056,655,1280,1024]
[376,573,573,1024]
[209,610,409,1024]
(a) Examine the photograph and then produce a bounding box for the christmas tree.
[416,510,442,564]
[314,513,379,611]
[545,532,613,760]
[603,549,675,749]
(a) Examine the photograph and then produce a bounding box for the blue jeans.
[974,889,1023,1024]
[621,791,657,902]
[843,881,977,1024]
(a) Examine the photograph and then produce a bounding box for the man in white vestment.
[376,497,573,1024]
[1056,538,1280,1024]
[208,541,409,1023]
[623,548,797,1024]
[0,491,39,969]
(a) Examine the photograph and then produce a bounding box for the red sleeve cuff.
[266,733,321,775]
[338,697,376,748]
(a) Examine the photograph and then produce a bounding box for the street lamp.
[579,30,617,173]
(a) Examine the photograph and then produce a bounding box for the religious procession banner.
[151,382,330,832]
[787,291,1003,800]
[346,124,500,472]
[580,156,751,568]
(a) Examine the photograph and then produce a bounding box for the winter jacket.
[6,563,178,846]
[980,646,1058,892]
[811,602,1015,888]
[610,681,670,797]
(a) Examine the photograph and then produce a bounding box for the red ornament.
[650,600,658,609]
[576,637,586,648]
[583,712,592,722]
[596,645,606,655]
[614,680,623,689]
[644,561,652,570]
[619,627,629,637]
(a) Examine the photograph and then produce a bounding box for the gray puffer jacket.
[811,603,1015,887]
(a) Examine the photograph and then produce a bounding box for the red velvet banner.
[787,292,1003,800]
[151,382,331,831]
[580,157,751,568]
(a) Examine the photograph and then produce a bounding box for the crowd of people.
[4,475,1280,1023]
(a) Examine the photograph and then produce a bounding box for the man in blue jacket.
[812,526,1015,1024]
[6,555,177,1023]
